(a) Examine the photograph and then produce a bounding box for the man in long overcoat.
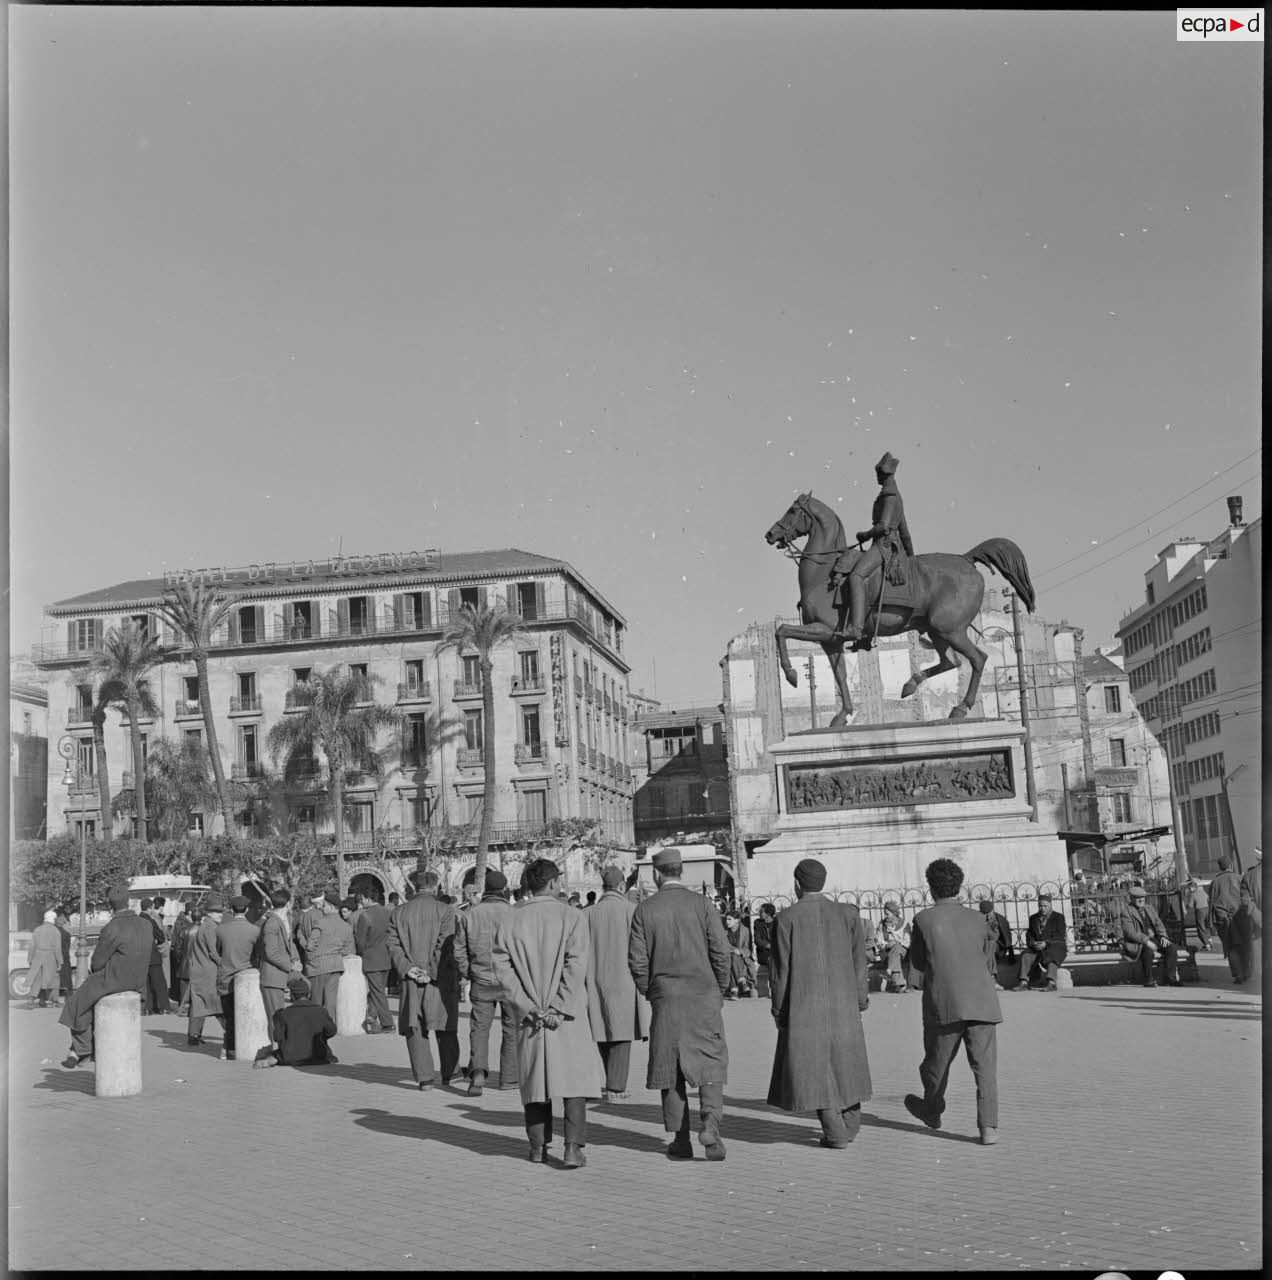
[387,869,460,1088]
[454,869,518,1094]
[1237,850,1262,991]
[27,911,64,1008]
[586,866,650,1101]
[1208,857,1245,982]
[169,903,194,1003]
[766,859,873,1148]
[59,886,155,1067]
[258,890,302,1032]
[187,896,227,1048]
[300,893,355,1018]
[354,889,396,1034]
[493,858,603,1169]
[215,896,262,1059]
[629,848,731,1162]
[904,859,1004,1145]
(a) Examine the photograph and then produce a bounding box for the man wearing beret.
[629,849,732,1161]
[1118,886,1180,987]
[767,859,873,1148]
[388,868,461,1089]
[903,858,1003,1145]
[186,895,226,1048]
[300,892,356,1019]
[454,869,519,1095]
[587,866,651,1102]
[216,895,262,1060]
[253,976,339,1069]
[59,886,154,1068]
[259,889,303,1033]
[354,889,396,1035]
[1015,892,1067,992]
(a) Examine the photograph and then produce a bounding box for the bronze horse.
[765,491,1035,727]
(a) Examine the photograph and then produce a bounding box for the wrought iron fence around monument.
[746,876,1189,955]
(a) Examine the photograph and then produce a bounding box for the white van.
[126,876,212,932]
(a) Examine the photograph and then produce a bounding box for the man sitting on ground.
[254,976,339,1068]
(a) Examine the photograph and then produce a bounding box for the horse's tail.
[965,538,1036,613]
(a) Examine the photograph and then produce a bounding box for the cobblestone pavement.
[8,955,1261,1272]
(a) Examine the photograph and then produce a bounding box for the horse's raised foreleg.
[939,626,989,718]
[823,639,854,728]
[775,623,799,687]
[900,633,960,700]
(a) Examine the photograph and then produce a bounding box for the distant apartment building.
[33,548,635,894]
[10,659,49,842]
[1115,498,1261,875]
[627,701,731,846]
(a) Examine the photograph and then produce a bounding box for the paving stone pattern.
[7,956,1261,1272]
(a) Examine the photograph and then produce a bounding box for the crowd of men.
[38,846,1262,1169]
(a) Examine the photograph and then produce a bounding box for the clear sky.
[11,8,1262,707]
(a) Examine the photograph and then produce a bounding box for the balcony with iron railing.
[511,674,546,695]
[229,694,263,715]
[453,680,484,701]
[344,770,378,790]
[231,762,267,783]
[174,699,203,719]
[397,681,432,704]
[514,742,547,765]
[67,706,93,727]
[456,748,484,769]
[604,694,613,716]
[284,687,310,713]
[574,675,583,699]
[584,683,596,705]
[588,748,598,769]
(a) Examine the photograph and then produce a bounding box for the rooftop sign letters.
[163,550,439,590]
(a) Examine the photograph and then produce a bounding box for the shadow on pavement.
[350,1106,528,1159]
[727,1096,982,1145]
[444,1101,662,1154]
[294,1062,422,1090]
[32,1066,95,1096]
[145,1026,226,1056]
[1075,1001,1261,1020]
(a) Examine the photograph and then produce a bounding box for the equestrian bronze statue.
[764,452,1036,728]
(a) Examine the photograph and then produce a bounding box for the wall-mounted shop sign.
[164,549,439,589]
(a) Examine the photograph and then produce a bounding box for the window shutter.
[67,621,76,649]
[227,613,240,645]
[310,600,321,637]
[448,588,461,618]
[419,593,432,627]
[254,606,265,640]
[535,582,546,616]
[338,598,350,634]
[392,594,405,629]
[479,586,489,611]
[283,602,294,633]
[366,597,377,634]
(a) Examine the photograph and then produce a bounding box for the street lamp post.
[60,759,90,986]
[1220,763,1246,873]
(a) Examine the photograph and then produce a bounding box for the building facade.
[10,659,49,843]
[34,548,635,888]
[627,701,731,847]
[1115,500,1261,875]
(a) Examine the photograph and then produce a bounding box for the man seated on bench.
[1015,892,1068,991]
[1119,886,1181,988]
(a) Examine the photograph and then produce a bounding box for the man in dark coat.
[1015,892,1067,991]
[59,887,154,1067]
[216,896,262,1060]
[258,890,302,1032]
[388,868,460,1089]
[169,904,194,1003]
[454,869,518,1094]
[1237,850,1262,991]
[586,866,650,1101]
[904,858,1004,1145]
[354,889,395,1034]
[629,849,731,1162]
[300,893,355,1018]
[1119,886,1180,987]
[1208,857,1245,982]
[978,900,1015,989]
[766,859,872,1149]
[254,976,338,1068]
[752,903,776,970]
[138,898,169,1015]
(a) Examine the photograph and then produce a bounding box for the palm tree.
[87,682,115,842]
[265,664,404,897]
[158,579,242,838]
[143,737,222,843]
[90,622,162,842]
[439,602,525,898]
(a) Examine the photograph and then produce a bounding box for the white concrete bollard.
[233,969,272,1063]
[337,955,367,1036]
[94,991,142,1098]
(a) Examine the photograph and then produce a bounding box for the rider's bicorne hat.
[875,452,899,476]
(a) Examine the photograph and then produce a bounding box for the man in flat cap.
[587,866,650,1102]
[492,858,602,1168]
[828,451,915,648]
[59,886,154,1068]
[766,859,873,1148]
[1207,856,1246,984]
[301,891,356,1020]
[354,888,396,1035]
[629,848,732,1161]
[903,858,1003,1145]
[1015,892,1067,991]
[186,895,227,1049]
[213,895,261,1060]
[258,889,302,1034]
[454,868,518,1095]
[388,868,461,1089]
[1118,886,1180,987]
[254,976,339,1069]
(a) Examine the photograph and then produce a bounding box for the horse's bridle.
[773,494,848,566]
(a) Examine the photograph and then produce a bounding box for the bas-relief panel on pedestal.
[785,749,1014,813]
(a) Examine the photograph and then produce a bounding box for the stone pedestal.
[233,969,271,1064]
[94,991,142,1098]
[337,955,367,1036]
[746,719,1068,898]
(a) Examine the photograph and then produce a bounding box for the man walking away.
[493,858,602,1169]
[186,897,226,1048]
[169,903,194,1004]
[904,858,1003,1146]
[1208,857,1246,984]
[629,848,731,1162]
[1119,886,1180,987]
[27,912,65,1009]
[301,893,355,1019]
[388,869,461,1089]
[355,889,396,1035]
[767,859,873,1149]
[59,887,154,1068]
[254,977,339,1068]
[215,895,261,1060]
[259,890,302,1034]
[139,899,169,1015]
[454,870,518,1095]
[586,866,650,1102]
